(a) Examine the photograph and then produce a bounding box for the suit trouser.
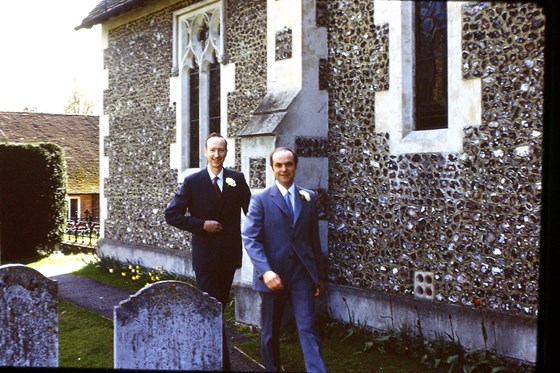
[260,257,327,373]
[196,268,237,371]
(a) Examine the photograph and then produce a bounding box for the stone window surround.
[170,0,227,181]
[374,1,481,155]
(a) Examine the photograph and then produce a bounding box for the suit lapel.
[293,186,302,224]
[221,169,231,199]
[215,169,228,211]
[198,169,216,202]
[200,168,222,211]
[270,185,293,224]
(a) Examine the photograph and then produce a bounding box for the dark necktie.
[213,176,221,199]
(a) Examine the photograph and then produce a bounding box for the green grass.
[36,253,526,372]
[59,298,113,368]
[235,317,433,373]
[59,255,432,372]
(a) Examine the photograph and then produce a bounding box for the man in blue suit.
[242,147,327,372]
[165,132,251,371]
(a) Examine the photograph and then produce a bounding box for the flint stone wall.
[114,280,223,370]
[0,264,58,368]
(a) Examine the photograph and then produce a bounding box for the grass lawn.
[24,253,526,372]
[59,298,113,368]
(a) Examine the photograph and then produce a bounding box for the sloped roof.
[75,0,151,30]
[0,111,99,194]
[240,89,300,136]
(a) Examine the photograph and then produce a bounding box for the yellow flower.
[121,272,126,277]
[109,268,114,273]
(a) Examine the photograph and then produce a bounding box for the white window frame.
[67,197,81,220]
[374,1,481,155]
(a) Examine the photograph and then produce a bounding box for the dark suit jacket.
[165,168,251,272]
[242,184,326,292]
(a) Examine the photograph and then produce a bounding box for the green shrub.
[0,142,67,262]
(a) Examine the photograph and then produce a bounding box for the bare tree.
[64,86,94,114]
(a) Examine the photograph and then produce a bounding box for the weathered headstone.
[114,280,223,370]
[0,264,58,367]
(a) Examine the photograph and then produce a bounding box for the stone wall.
[226,0,268,168]
[100,0,543,327]
[321,0,543,318]
[102,1,196,252]
[102,0,268,254]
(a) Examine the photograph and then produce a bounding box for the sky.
[0,0,102,114]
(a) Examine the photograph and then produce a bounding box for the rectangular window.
[208,61,221,135]
[69,198,79,220]
[189,67,200,168]
[414,1,448,130]
[374,1,481,155]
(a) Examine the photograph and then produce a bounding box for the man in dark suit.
[165,132,251,371]
[242,147,327,372]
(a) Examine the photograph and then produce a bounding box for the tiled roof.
[75,0,151,30]
[0,111,99,194]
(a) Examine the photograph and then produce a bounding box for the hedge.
[0,142,67,262]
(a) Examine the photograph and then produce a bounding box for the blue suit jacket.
[242,184,326,292]
[165,168,251,272]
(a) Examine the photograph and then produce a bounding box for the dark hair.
[205,132,227,150]
[269,147,298,168]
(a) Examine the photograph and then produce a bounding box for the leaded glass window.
[414,1,448,130]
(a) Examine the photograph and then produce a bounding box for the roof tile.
[0,111,99,194]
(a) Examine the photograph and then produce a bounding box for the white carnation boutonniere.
[225,177,236,187]
[299,190,311,202]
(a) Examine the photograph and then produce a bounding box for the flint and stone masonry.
[91,0,544,363]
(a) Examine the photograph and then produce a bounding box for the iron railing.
[64,218,100,246]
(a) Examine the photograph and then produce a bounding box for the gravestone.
[114,280,223,370]
[0,264,58,367]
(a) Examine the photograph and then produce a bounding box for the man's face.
[272,150,296,189]
[205,136,227,171]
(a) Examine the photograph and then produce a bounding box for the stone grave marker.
[114,280,222,370]
[0,264,58,367]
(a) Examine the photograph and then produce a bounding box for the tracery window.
[176,2,222,170]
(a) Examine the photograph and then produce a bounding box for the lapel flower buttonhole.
[225,177,236,187]
[299,190,311,201]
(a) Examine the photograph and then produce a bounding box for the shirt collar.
[207,167,224,180]
[275,180,295,197]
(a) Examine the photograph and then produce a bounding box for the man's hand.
[263,271,284,292]
[203,220,222,233]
